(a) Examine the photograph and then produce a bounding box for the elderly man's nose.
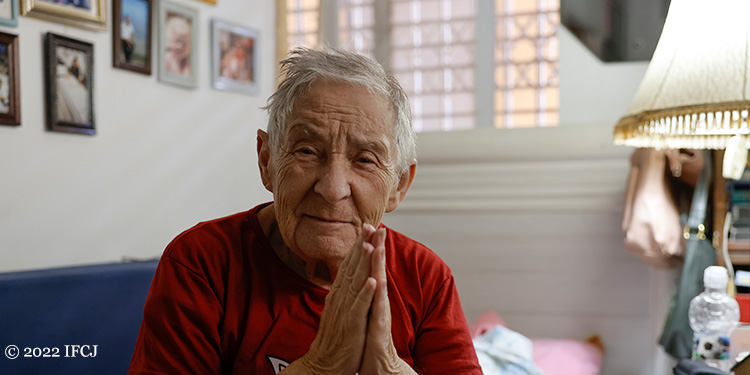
[314,160,352,202]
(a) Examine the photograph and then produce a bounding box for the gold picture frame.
[21,0,107,32]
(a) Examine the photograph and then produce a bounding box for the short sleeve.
[411,275,483,375]
[128,254,224,375]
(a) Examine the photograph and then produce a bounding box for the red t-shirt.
[129,203,482,375]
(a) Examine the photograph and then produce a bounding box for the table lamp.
[613,0,749,179]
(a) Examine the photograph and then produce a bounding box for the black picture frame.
[45,33,95,135]
[0,32,20,126]
[113,0,153,75]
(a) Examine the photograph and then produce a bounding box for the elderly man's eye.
[356,155,377,165]
[295,148,315,156]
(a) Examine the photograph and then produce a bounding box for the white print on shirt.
[266,355,290,374]
[266,356,362,375]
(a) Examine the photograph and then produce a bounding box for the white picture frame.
[157,0,198,88]
[210,18,259,95]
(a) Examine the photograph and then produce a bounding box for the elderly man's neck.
[258,204,338,289]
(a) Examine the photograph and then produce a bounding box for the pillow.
[469,310,507,339]
[531,337,603,375]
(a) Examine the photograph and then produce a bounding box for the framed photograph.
[113,0,153,75]
[45,33,95,135]
[158,0,198,88]
[0,0,19,27]
[20,0,107,31]
[211,19,259,95]
[0,32,19,126]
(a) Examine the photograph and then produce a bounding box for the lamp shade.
[613,0,750,149]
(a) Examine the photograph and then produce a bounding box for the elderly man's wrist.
[394,358,418,375]
[294,351,344,375]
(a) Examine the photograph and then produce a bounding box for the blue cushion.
[0,260,158,375]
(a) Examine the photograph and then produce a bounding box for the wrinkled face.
[168,18,191,58]
[263,79,405,263]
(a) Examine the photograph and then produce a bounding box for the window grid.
[286,0,321,49]
[495,0,559,128]
[339,0,375,58]
[390,0,476,132]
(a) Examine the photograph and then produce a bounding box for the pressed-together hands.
[282,224,416,375]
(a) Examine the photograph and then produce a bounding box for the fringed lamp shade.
[613,0,750,150]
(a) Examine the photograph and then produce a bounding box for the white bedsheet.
[474,325,549,375]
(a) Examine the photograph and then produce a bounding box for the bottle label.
[692,334,731,360]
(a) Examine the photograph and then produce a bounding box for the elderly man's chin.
[293,218,359,262]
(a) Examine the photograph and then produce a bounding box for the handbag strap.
[685,150,712,234]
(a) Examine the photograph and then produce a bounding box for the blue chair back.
[0,260,158,375]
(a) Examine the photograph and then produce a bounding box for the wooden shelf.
[714,150,750,266]
[730,240,750,252]
[730,251,750,266]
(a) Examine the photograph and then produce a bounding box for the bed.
[469,310,605,375]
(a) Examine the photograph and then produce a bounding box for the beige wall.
[0,0,275,272]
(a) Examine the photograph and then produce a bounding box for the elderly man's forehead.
[285,122,391,151]
[287,79,396,122]
[300,78,390,103]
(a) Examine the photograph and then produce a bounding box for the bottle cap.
[704,266,729,289]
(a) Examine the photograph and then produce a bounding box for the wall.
[383,26,675,374]
[0,0,274,272]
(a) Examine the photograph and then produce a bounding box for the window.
[495,0,559,128]
[283,0,559,131]
[338,0,375,58]
[390,0,476,131]
[286,0,321,49]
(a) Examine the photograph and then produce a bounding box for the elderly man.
[129,48,482,375]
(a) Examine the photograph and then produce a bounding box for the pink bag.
[621,148,703,268]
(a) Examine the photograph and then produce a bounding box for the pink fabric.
[468,310,507,339]
[531,338,603,375]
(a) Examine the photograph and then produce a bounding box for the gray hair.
[264,47,416,174]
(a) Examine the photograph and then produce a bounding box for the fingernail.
[363,243,374,253]
[363,223,375,232]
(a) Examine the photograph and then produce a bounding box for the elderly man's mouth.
[304,215,351,225]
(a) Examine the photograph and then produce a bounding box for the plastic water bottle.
[688,266,741,371]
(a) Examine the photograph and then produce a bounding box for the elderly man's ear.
[385,161,416,213]
[257,129,274,193]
